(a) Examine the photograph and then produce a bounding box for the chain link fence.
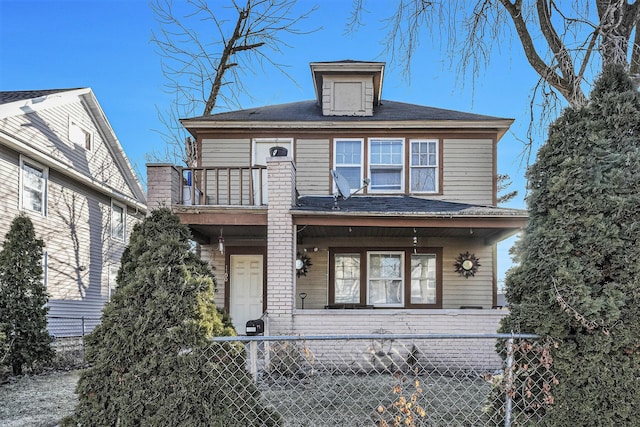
[203,333,554,426]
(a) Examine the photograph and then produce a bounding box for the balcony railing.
[181,166,268,206]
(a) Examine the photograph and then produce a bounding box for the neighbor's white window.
[368,138,404,192]
[410,254,437,304]
[367,252,404,306]
[20,157,48,215]
[107,264,119,299]
[334,139,363,192]
[410,140,438,193]
[334,254,361,304]
[111,201,125,241]
[69,118,93,150]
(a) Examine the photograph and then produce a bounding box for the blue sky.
[0,0,546,282]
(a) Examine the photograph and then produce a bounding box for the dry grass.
[0,370,79,427]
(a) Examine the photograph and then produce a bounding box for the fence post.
[504,335,514,427]
[249,340,258,382]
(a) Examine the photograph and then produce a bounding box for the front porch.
[146,158,526,336]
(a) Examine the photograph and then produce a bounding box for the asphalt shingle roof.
[294,196,527,217]
[0,89,79,105]
[183,100,509,123]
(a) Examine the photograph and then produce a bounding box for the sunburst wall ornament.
[454,252,480,278]
[296,252,312,277]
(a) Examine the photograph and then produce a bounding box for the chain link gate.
[206,333,552,426]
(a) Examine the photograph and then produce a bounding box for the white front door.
[230,255,264,333]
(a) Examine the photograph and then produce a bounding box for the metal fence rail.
[204,333,552,427]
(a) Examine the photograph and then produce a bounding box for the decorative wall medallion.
[454,252,480,278]
[296,252,312,277]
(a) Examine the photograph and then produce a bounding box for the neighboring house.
[0,88,146,337]
[147,60,527,339]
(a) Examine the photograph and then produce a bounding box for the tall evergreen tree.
[67,208,279,426]
[499,65,640,425]
[0,214,53,375]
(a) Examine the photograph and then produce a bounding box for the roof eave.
[181,119,514,138]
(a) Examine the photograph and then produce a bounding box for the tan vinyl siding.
[294,139,330,196]
[440,138,494,205]
[296,249,328,309]
[442,243,494,308]
[201,138,251,167]
[200,139,252,204]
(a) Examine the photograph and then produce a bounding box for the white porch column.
[266,155,296,334]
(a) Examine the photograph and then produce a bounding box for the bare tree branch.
[149,0,318,165]
[350,0,640,163]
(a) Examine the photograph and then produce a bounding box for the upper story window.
[20,157,48,215]
[410,140,438,193]
[69,118,93,151]
[333,137,441,195]
[111,201,125,241]
[334,139,363,192]
[369,138,404,192]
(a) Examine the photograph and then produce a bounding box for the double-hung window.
[330,248,441,308]
[111,201,125,241]
[368,138,404,192]
[334,254,361,304]
[20,157,47,215]
[410,140,438,193]
[334,139,363,192]
[367,252,404,306]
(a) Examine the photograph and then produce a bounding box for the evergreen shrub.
[499,65,640,426]
[65,208,280,426]
[0,214,53,376]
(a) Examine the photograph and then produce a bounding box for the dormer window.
[323,75,372,116]
[310,61,385,117]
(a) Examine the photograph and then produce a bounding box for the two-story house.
[0,88,146,338]
[147,60,527,338]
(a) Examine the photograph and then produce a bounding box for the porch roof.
[292,196,528,244]
[294,195,526,217]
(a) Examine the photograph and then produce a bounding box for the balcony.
[180,166,268,206]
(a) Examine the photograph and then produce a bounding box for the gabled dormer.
[310,60,385,117]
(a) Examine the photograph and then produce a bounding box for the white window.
[69,118,93,150]
[368,138,404,192]
[20,157,47,215]
[367,252,404,307]
[111,201,125,241]
[334,254,361,304]
[334,139,363,192]
[410,140,438,193]
[107,264,119,299]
